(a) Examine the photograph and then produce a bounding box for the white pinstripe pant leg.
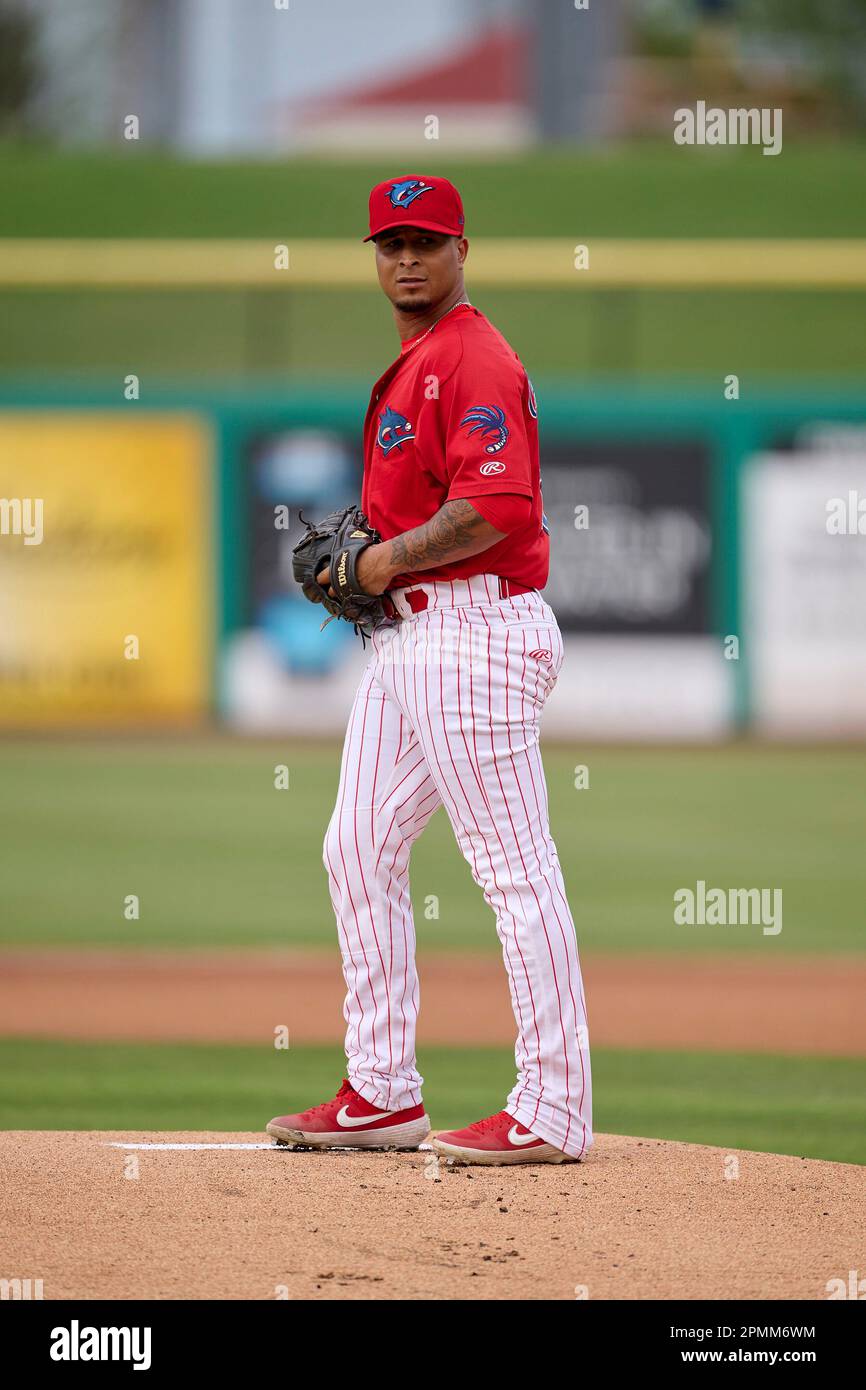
[323,661,442,1112]
[373,595,593,1160]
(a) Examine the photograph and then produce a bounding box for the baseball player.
[268,175,592,1164]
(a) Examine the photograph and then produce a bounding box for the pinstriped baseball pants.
[322,575,593,1159]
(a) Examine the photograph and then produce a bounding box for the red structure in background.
[289,21,532,148]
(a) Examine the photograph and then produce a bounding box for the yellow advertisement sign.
[0,413,212,725]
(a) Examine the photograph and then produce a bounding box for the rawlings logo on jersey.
[460,405,509,455]
[387,179,434,211]
[377,405,415,456]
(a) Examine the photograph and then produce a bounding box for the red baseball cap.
[363,175,465,242]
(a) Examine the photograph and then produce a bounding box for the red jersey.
[361,303,549,591]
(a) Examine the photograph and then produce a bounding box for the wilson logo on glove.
[292,505,398,648]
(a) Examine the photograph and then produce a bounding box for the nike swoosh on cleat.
[507,1125,541,1147]
[336,1105,391,1129]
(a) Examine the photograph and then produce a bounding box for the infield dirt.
[1,1129,863,1300]
[0,950,863,1054]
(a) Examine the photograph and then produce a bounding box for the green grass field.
[4,142,866,238]
[2,142,866,377]
[1,1038,863,1165]
[0,738,862,955]
[5,285,865,380]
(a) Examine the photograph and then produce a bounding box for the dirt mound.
[1,1130,862,1300]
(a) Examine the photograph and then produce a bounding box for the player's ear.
[456,235,469,265]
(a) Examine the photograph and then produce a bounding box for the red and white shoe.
[266,1079,430,1150]
[431,1110,575,1165]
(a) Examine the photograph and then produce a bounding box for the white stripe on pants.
[322,576,592,1159]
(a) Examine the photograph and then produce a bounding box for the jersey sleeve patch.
[459,405,509,457]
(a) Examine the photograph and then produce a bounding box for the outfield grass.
[0,1038,862,1165]
[3,142,866,239]
[4,285,865,379]
[2,142,866,377]
[0,738,862,955]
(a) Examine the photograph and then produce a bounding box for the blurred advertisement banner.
[540,440,713,633]
[743,451,866,735]
[0,413,212,726]
[223,428,369,730]
[538,437,725,739]
[221,421,729,739]
[248,429,361,676]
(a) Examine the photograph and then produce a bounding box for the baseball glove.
[292,504,397,645]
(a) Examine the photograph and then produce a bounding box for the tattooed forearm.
[385,499,505,576]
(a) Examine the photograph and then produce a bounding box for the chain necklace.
[400,298,472,356]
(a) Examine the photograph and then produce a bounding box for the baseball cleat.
[430,1110,577,1165]
[266,1078,430,1150]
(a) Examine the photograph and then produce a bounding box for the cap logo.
[387,178,435,210]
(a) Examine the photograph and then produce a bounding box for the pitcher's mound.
[0,1130,861,1300]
